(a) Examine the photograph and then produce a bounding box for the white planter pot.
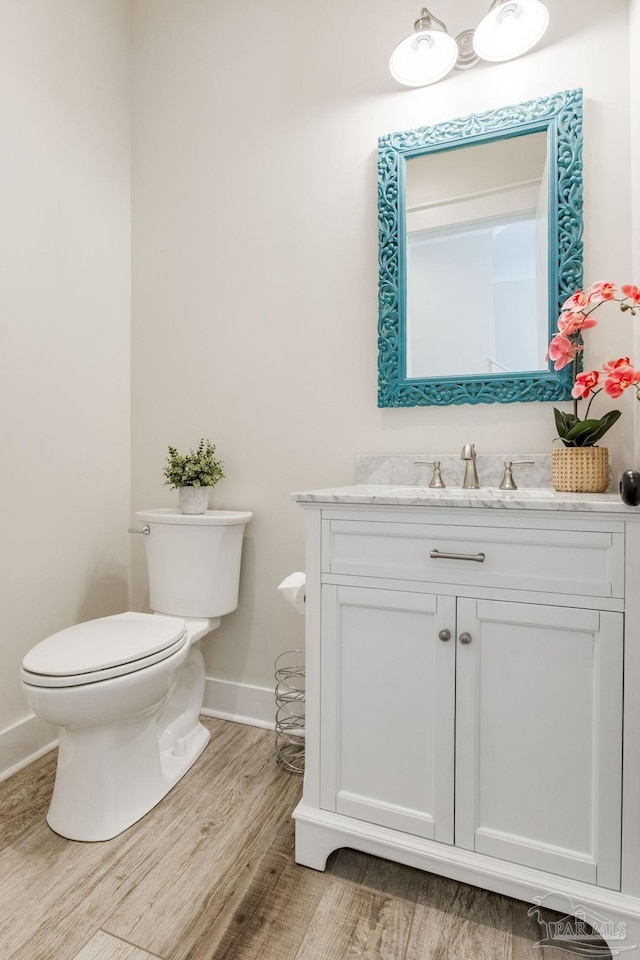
[178,486,209,515]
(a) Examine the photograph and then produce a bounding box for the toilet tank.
[136,508,252,618]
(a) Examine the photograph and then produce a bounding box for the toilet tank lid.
[136,508,253,526]
[22,612,187,677]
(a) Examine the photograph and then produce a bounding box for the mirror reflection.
[405,132,549,379]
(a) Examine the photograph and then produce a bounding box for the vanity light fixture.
[389,7,459,87]
[390,1,549,87]
[473,0,550,62]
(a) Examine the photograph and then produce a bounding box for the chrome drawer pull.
[430,549,486,563]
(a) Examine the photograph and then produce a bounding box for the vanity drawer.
[322,519,624,599]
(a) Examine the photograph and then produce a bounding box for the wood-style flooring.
[0,718,610,959]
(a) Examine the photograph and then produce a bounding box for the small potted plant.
[548,281,640,492]
[163,439,225,514]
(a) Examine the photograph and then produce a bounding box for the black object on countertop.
[620,470,640,506]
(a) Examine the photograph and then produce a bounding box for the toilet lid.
[21,612,187,687]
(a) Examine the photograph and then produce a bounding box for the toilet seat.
[21,612,188,688]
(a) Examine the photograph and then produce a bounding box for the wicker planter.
[552,447,609,493]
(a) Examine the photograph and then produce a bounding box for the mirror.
[406,132,549,379]
[378,89,583,407]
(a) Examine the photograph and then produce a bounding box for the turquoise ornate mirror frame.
[378,89,583,407]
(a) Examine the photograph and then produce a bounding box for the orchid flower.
[548,335,581,371]
[571,370,600,400]
[551,282,640,447]
[602,364,640,399]
[588,281,617,302]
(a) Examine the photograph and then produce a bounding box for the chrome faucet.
[461,443,479,489]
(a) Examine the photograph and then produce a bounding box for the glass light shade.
[390,29,459,87]
[473,0,549,62]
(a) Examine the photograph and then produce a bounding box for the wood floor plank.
[102,732,301,960]
[293,879,413,960]
[71,930,163,960]
[327,847,425,902]
[511,901,612,959]
[0,718,612,960]
[190,846,324,960]
[1,723,233,958]
[168,812,305,960]
[405,872,513,960]
[0,749,57,851]
[512,899,559,959]
[0,719,266,960]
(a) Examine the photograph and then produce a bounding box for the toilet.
[20,507,252,842]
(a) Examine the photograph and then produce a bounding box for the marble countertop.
[291,484,636,513]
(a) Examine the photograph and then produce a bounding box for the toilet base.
[22,619,219,842]
[47,714,210,842]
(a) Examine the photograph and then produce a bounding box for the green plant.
[163,439,225,489]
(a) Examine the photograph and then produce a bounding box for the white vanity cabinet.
[455,598,622,889]
[293,493,640,957]
[322,586,622,887]
[320,585,456,844]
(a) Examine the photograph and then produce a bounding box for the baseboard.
[0,714,58,783]
[202,676,275,730]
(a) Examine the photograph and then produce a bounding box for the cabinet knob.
[439,629,452,642]
[459,632,473,645]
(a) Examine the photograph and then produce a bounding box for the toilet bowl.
[21,508,252,842]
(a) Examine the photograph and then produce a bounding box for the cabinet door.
[455,598,623,890]
[320,585,455,842]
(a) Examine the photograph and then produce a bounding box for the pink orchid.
[550,281,640,448]
[602,364,640,399]
[561,290,590,312]
[588,281,617,303]
[622,285,640,305]
[557,311,598,336]
[571,370,600,400]
[602,357,632,373]
[548,334,581,371]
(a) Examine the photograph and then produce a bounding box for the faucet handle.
[414,459,446,488]
[499,460,535,491]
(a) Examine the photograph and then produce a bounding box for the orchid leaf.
[579,409,622,445]
[563,410,622,447]
[553,408,579,440]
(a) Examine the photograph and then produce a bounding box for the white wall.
[632,0,640,463]
[131,0,635,693]
[0,1,131,755]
